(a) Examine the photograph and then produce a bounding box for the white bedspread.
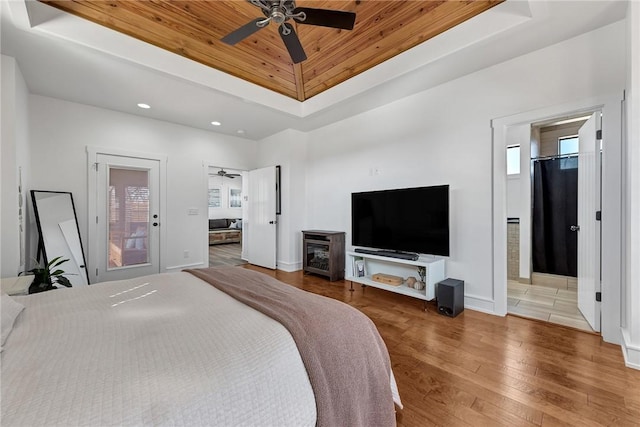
[1,272,317,426]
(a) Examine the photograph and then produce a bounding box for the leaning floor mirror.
[31,190,90,287]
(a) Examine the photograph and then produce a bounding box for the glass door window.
[108,168,150,268]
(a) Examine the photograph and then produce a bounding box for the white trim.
[621,329,640,370]
[276,260,302,273]
[86,146,168,282]
[491,94,624,345]
[464,294,497,315]
[165,262,206,272]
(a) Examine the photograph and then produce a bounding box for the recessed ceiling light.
[137,103,151,109]
[211,121,221,126]
[237,130,245,134]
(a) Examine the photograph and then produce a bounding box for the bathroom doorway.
[506,112,600,332]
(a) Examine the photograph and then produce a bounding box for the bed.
[1,266,401,426]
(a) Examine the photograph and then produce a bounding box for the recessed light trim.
[237,130,245,134]
[211,121,221,126]
[137,103,151,109]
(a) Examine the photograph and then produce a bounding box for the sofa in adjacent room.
[208,218,242,245]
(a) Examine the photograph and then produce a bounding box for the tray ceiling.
[38,0,503,102]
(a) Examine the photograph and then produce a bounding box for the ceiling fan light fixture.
[221,0,356,63]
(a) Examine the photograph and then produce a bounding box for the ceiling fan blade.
[221,18,265,45]
[279,23,307,64]
[293,7,356,30]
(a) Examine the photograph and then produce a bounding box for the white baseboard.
[165,262,205,272]
[276,260,302,272]
[464,294,498,315]
[621,329,640,370]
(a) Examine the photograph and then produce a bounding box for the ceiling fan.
[221,0,357,64]
[216,169,242,179]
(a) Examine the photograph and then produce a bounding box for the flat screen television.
[351,185,449,256]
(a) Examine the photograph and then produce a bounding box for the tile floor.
[507,279,595,333]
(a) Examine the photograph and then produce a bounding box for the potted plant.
[27,256,73,294]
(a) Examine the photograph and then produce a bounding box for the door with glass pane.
[96,154,160,282]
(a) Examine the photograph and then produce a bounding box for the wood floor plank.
[239,265,640,427]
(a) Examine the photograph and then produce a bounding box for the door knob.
[153,222,159,227]
[269,220,276,224]
[570,225,580,232]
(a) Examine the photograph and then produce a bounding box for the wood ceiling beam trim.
[293,63,305,101]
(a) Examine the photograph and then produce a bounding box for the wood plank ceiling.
[38,0,503,101]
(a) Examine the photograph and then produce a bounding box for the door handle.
[570,225,580,232]
[153,222,159,227]
[269,220,276,224]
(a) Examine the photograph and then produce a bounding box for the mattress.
[1,272,316,426]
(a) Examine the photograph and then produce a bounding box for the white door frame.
[491,93,623,345]
[87,146,167,283]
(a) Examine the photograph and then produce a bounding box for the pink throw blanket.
[186,266,396,427]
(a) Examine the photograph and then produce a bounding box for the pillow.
[235,219,243,229]
[1,294,25,346]
[229,220,238,229]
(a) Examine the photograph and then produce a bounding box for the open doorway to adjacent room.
[505,112,600,333]
[207,166,247,267]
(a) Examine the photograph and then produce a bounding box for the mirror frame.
[31,190,90,285]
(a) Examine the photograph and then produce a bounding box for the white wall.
[622,0,640,369]
[1,55,30,278]
[294,21,626,313]
[506,175,521,219]
[27,95,257,274]
[207,172,243,220]
[257,129,307,272]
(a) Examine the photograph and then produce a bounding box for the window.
[558,135,579,155]
[208,188,221,208]
[506,145,520,175]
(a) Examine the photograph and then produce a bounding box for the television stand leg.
[349,281,354,292]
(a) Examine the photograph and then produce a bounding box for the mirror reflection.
[31,190,90,287]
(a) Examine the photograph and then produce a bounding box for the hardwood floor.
[244,265,640,427]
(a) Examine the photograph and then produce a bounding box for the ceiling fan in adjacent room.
[221,0,357,64]
[216,169,242,179]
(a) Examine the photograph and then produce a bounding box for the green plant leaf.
[48,257,69,269]
[55,276,72,288]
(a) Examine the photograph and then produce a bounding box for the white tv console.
[346,250,445,301]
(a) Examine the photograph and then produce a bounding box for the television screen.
[351,185,449,256]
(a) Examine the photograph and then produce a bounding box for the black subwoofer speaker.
[437,278,464,317]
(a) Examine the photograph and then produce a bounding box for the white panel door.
[95,154,161,282]
[577,113,601,332]
[247,166,277,269]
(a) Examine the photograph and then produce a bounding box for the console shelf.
[346,251,445,301]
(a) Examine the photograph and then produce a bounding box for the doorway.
[87,148,167,283]
[505,113,599,332]
[207,166,247,267]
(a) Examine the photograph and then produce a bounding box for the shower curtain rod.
[531,153,579,162]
